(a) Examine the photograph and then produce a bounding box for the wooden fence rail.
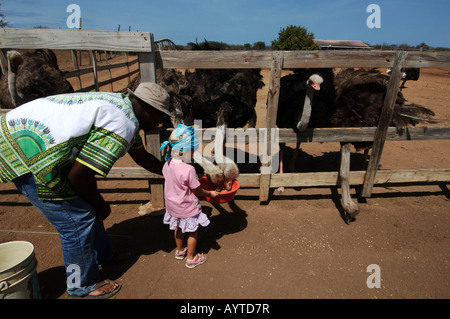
[1,28,449,209]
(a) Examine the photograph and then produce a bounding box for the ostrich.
[277,68,435,224]
[276,69,335,192]
[0,49,74,109]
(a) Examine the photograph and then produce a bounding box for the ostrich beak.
[310,82,321,91]
[225,179,234,191]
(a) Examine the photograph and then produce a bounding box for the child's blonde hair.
[169,130,184,159]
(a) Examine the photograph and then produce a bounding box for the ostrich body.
[0,50,74,109]
[277,68,435,224]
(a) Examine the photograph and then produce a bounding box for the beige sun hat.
[127,82,171,116]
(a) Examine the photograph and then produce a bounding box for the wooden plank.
[197,127,450,143]
[156,50,272,69]
[104,168,450,188]
[277,126,450,143]
[156,50,450,69]
[362,51,408,197]
[107,167,161,179]
[283,50,450,69]
[0,29,154,52]
[270,169,450,188]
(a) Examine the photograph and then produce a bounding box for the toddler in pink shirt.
[160,124,218,268]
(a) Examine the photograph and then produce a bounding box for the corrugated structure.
[314,39,371,50]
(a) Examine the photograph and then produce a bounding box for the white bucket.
[0,241,41,299]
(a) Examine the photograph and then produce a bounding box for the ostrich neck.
[296,86,314,131]
[214,124,226,163]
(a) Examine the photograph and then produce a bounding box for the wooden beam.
[156,50,450,69]
[362,51,407,197]
[104,168,450,189]
[195,126,450,143]
[270,169,450,188]
[0,28,154,52]
[277,126,450,143]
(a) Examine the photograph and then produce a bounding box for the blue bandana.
[160,124,199,161]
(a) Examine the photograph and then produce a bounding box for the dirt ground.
[0,54,449,301]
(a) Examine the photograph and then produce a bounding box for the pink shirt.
[162,159,201,218]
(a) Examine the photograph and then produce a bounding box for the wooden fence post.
[259,51,284,202]
[138,33,165,210]
[89,50,99,91]
[70,50,82,90]
[361,51,408,197]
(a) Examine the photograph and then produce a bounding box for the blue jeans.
[13,174,114,297]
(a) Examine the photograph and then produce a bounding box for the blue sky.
[2,0,450,47]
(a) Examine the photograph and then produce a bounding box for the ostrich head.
[307,74,323,91]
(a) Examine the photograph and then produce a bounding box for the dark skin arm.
[67,161,111,221]
[128,146,164,175]
[67,148,164,221]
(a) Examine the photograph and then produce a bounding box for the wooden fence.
[1,28,449,209]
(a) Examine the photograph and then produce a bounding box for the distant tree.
[243,43,251,50]
[417,42,430,51]
[398,43,411,49]
[253,41,266,50]
[0,2,9,28]
[271,25,319,50]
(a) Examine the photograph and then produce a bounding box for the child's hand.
[209,190,219,198]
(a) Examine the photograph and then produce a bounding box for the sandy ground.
[0,52,449,302]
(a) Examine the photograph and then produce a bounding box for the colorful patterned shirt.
[0,92,143,200]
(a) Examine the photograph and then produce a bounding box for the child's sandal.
[185,253,207,269]
[175,247,187,260]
